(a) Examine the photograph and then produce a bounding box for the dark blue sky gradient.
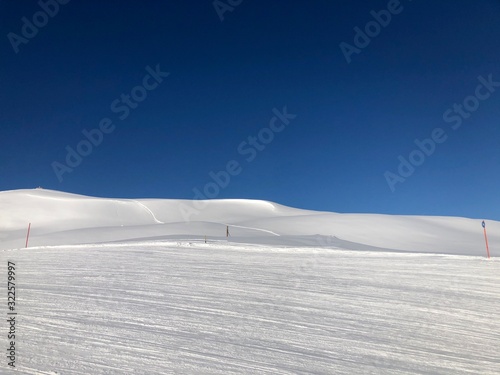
[1,0,500,220]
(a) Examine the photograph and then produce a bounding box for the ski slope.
[3,242,500,374]
[1,189,499,374]
[0,188,498,256]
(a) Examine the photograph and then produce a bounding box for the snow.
[0,188,498,256]
[1,189,499,374]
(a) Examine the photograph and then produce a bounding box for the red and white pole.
[482,221,490,259]
[25,222,31,248]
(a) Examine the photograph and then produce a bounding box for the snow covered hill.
[1,189,500,374]
[0,188,497,256]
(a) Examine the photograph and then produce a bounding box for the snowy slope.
[1,189,500,374]
[0,188,497,256]
[2,242,500,374]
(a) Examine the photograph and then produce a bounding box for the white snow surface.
[1,189,499,374]
[0,188,498,255]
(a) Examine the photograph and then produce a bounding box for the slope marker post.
[482,221,490,259]
[25,222,31,248]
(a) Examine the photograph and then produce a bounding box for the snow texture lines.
[4,242,500,374]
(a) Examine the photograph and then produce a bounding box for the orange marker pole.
[25,222,31,248]
[482,221,490,259]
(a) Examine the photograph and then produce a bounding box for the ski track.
[225,224,281,236]
[2,242,500,374]
[133,200,164,224]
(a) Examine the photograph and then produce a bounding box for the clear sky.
[1,0,499,220]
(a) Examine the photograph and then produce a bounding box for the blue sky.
[1,0,500,220]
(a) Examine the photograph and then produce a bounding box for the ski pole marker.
[482,221,490,259]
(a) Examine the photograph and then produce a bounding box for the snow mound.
[0,188,497,256]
